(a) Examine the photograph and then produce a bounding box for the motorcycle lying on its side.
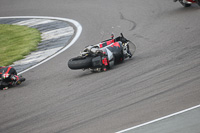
[68,33,136,72]
[174,0,200,7]
[0,75,26,90]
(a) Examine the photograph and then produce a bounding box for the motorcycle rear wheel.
[180,2,191,7]
[68,56,93,70]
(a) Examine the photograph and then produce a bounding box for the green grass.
[0,24,41,66]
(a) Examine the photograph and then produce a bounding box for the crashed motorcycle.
[0,75,25,90]
[68,33,136,72]
[174,0,200,7]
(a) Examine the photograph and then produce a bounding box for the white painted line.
[13,47,63,66]
[0,16,82,75]
[30,20,56,26]
[13,19,55,27]
[41,27,74,41]
[116,104,200,133]
[13,19,42,25]
[14,19,56,27]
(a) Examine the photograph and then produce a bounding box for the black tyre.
[68,56,93,70]
[113,49,124,64]
[183,3,191,7]
[180,2,191,7]
[0,81,8,90]
[0,84,3,90]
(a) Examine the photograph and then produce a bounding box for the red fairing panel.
[102,57,108,66]
[99,39,115,48]
[187,0,196,3]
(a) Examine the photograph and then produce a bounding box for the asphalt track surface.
[0,0,200,133]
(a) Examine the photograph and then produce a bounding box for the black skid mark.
[120,12,136,31]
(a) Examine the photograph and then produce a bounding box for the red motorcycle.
[174,0,200,7]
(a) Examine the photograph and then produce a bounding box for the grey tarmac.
[0,0,200,133]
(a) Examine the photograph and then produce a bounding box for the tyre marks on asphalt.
[119,12,136,31]
[0,18,75,72]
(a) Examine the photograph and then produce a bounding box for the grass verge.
[0,24,41,66]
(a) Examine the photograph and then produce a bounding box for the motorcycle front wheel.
[68,56,93,70]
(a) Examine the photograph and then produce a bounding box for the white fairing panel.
[103,48,114,67]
